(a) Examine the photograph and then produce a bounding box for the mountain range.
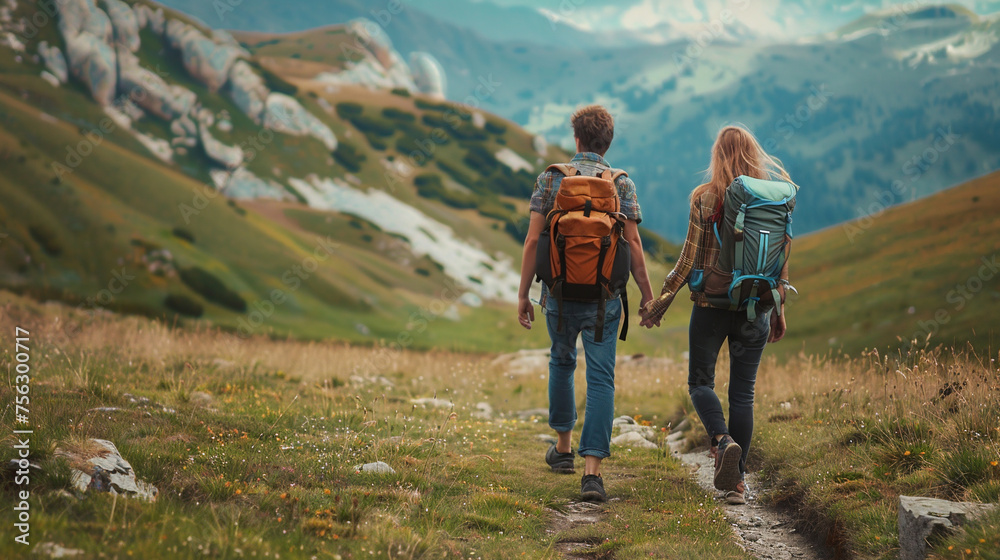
[0,0,996,355]
[153,0,1000,239]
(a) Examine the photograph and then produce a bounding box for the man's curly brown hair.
[571,105,615,155]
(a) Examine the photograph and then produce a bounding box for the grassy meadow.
[1,291,997,559]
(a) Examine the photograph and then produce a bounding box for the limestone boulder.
[101,0,139,52]
[63,30,117,105]
[227,60,268,121]
[133,4,165,35]
[37,41,68,83]
[263,93,337,151]
[410,51,446,99]
[899,496,996,560]
[199,121,243,169]
[55,0,112,43]
[57,439,158,501]
[164,19,241,92]
[118,51,196,119]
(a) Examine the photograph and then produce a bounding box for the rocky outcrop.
[101,0,139,52]
[133,3,165,35]
[37,41,68,83]
[64,31,117,105]
[263,93,337,151]
[316,18,416,92]
[118,51,196,120]
[227,60,268,122]
[164,19,242,92]
[899,496,996,560]
[410,51,446,99]
[56,0,112,42]
[57,438,158,501]
[199,121,243,169]
[56,0,117,105]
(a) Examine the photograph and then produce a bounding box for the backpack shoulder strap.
[599,168,628,182]
[546,163,578,177]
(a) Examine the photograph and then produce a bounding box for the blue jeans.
[688,305,770,475]
[543,295,621,459]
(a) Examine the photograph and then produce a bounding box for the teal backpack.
[702,176,798,321]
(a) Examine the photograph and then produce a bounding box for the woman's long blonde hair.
[692,125,795,203]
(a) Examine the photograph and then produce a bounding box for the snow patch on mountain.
[897,29,999,65]
[288,176,519,303]
[495,147,532,172]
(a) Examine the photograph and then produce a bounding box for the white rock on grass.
[616,424,655,439]
[57,438,158,501]
[40,71,61,87]
[612,415,636,426]
[164,19,242,93]
[227,59,268,122]
[263,93,338,150]
[899,495,996,560]
[411,397,454,409]
[34,542,84,558]
[491,348,550,376]
[199,121,243,168]
[37,41,68,83]
[611,431,658,450]
[102,0,139,52]
[354,461,395,474]
[409,51,446,99]
[472,402,493,419]
[119,51,197,120]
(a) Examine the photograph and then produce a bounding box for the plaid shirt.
[529,152,642,223]
[644,188,789,321]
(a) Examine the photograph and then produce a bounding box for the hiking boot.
[725,480,747,505]
[580,474,607,502]
[713,435,743,492]
[545,444,575,474]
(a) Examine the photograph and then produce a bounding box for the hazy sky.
[471,0,1000,38]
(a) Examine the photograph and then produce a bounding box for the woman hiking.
[639,125,796,505]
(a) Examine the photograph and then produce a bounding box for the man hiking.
[517,105,654,502]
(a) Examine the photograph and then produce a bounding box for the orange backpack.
[535,164,632,342]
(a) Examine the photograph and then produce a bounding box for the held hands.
[639,295,668,329]
[517,296,535,330]
[768,304,787,343]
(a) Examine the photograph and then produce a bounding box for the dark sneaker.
[545,444,575,474]
[713,435,742,492]
[580,474,607,502]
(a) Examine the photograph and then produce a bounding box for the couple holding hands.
[516,105,797,504]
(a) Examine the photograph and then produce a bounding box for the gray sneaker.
[725,480,747,505]
[713,435,743,492]
[545,444,575,474]
[580,474,607,502]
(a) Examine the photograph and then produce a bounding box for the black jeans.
[688,305,770,475]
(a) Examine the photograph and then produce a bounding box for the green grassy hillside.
[0,1,680,354]
[633,171,1000,360]
[782,170,1000,357]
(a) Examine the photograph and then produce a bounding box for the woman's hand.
[768,305,786,343]
[639,296,670,328]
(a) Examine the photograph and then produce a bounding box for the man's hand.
[639,299,663,329]
[518,296,535,330]
[768,305,786,343]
